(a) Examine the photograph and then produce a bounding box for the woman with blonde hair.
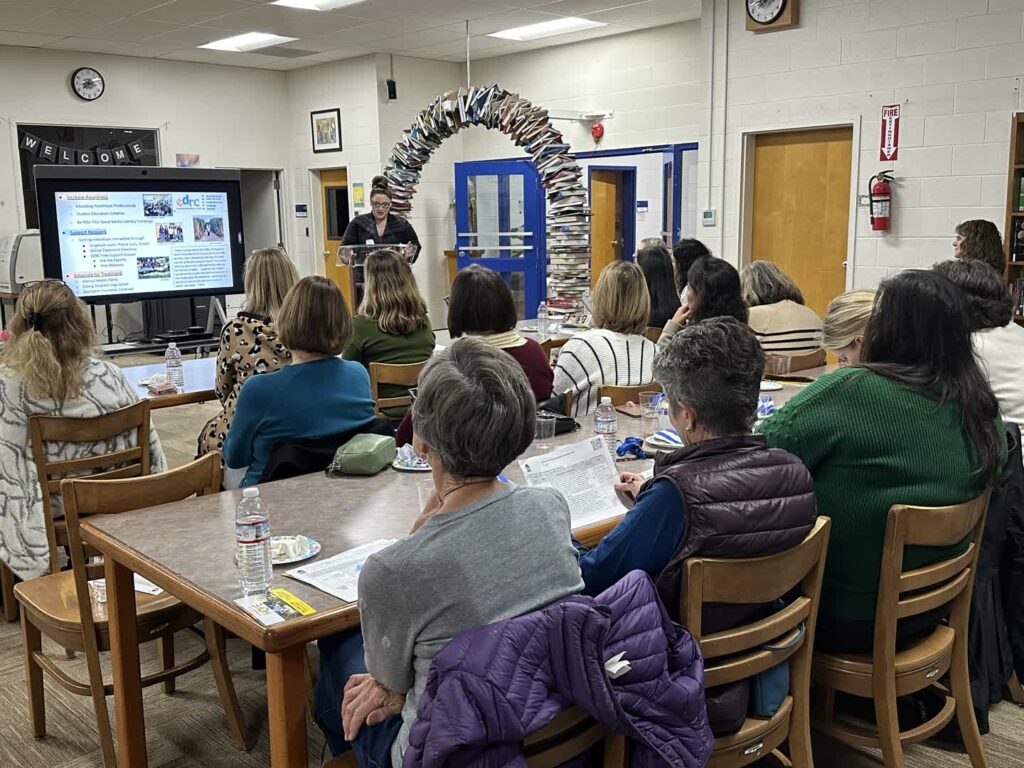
[822,289,875,366]
[343,249,434,415]
[741,260,824,355]
[223,276,376,487]
[0,281,165,580]
[197,247,298,457]
[552,261,657,416]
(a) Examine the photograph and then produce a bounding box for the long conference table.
[82,376,812,767]
[122,357,217,409]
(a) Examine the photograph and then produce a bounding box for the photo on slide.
[156,222,184,243]
[137,256,171,279]
[143,194,173,217]
[193,216,224,242]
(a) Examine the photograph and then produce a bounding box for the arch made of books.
[382,84,591,306]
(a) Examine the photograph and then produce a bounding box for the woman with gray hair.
[577,317,815,735]
[315,337,583,768]
[741,260,823,356]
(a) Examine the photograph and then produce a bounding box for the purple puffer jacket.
[403,571,713,768]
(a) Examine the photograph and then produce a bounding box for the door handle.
[322,249,329,257]
[611,240,624,247]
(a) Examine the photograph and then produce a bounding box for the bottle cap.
[242,488,259,498]
[168,342,177,348]
[601,396,611,404]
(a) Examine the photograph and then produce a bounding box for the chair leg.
[2,564,16,622]
[20,607,45,737]
[951,633,988,768]
[159,634,175,694]
[1007,672,1024,705]
[204,618,250,752]
[873,679,904,768]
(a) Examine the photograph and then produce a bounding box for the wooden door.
[319,168,351,308]
[751,127,852,316]
[590,170,623,288]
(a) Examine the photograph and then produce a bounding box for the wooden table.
[80,414,646,768]
[121,357,217,409]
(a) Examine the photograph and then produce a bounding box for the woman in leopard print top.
[197,248,298,458]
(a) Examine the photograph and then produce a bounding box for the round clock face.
[747,0,786,24]
[71,67,105,101]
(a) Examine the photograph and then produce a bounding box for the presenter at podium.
[338,175,420,265]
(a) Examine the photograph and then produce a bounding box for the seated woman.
[637,244,681,328]
[198,247,297,458]
[577,317,815,734]
[315,338,583,767]
[822,289,875,366]
[0,281,166,580]
[935,259,1024,424]
[740,260,823,355]
[553,261,658,416]
[671,238,712,301]
[657,257,748,351]
[759,270,1004,653]
[954,218,1005,274]
[343,248,434,415]
[222,276,376,487]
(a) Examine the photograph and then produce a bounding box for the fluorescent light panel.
[488,16,606,42]
[270,0,367,10]
[199,32,298,51]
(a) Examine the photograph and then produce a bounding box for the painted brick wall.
[700,0,1023,289]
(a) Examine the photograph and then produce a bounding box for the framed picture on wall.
[311,108,342,153]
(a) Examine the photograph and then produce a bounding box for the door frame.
[308,165,349,279]
[588,165,637,264]
[738,118,862,291]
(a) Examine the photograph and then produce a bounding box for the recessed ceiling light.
[488,16,606,42]
[199,32,298,52]
[270,0,368,10]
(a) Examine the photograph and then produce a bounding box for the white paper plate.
[271,535,321,566]
[760,380,784,391]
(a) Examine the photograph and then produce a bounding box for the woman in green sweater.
[343,248,434,414]
[760,270,1004,653]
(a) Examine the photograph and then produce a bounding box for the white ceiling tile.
[198,2,362,33]
[89,18,187,42]
[43,35,181,56]
[0,2,53,27]
[535,0,649,16]
[8,8,122,36]
[130,0,252,26]
[158,47,276,67]
[51,0,168,14]
[0,29,62,46]
[463,9,565,35]
[588,0,699,27]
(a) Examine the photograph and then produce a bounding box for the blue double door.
[454,160,546,319]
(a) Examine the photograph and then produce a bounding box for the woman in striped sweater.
[740,261,823,356]
[553,261,657,416]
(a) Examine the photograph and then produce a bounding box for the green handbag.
[327,434,396,476]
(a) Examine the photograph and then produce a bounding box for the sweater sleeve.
[221,376,267,470]
[214,320,238,402]
[359,553,416,694]
[657,319,683,353]
[551,337,594,405]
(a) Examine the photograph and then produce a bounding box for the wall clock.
[70,67,105,101]
[745,0,799,32]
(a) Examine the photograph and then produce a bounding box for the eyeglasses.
[21,279,68,291]
[370,202,391,210]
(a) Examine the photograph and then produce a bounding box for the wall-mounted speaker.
[386,79,397,100]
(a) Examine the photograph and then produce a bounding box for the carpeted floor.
[1,353,1023,767]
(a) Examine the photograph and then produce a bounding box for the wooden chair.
[764,349,827,378]
[1,564,16,622]
[323,705,626,768]
[14,453,249,768]
[812,493,991,768]
[682,517,831,767]
[29,400,154,576]
[561,389,576,418]
[598,384,658,407]
[644,326,662,343]
[369,361,427,415]
[539,335,570,364]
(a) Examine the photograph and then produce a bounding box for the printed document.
[284,539,397,602]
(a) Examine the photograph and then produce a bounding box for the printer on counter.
[0,231,44,294]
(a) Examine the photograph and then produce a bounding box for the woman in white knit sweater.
[553,261,657,416]
[0,281,165,580]
[934,259,1024,424]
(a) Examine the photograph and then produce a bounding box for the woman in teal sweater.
[224,276,376,487]
[760,270,1004,653]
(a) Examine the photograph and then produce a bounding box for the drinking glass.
[534,414,556,451]
[640,391,662,438]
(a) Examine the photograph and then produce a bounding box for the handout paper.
[284,539,397,603]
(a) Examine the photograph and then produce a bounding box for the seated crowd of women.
[0,216,1017,766]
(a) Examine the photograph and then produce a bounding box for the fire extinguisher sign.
[880,104,900,161]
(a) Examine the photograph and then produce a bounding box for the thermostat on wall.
[701,209,717,227]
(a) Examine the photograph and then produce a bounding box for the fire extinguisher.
[869,171,894,232]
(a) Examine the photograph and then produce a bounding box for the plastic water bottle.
[537,302,549,340]
[594,396,619,460]
[164,342,184,390]
[235,488,272,596]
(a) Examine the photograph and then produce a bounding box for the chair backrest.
[29,400,152,572]
[764,349,826,378]
[539,336,570,364]
[872,491,990,658]
[682,517,830,694]
[644,326,662,343]
[598,384,657,407]
[369,361,427,415]
[524,705,626,768]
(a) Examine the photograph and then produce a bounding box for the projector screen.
[35,167,245,303]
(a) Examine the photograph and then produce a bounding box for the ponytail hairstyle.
[1,281,97,402]
[370,175,392,201]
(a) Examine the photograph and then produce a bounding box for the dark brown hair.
[370,175,392,201]
[277,276,352,355]
[933,259,1013,331]
[447,265,517,337]
[956,219,1005,273]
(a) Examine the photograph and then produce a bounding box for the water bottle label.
[593,419,617,435]
[236,518,270,544]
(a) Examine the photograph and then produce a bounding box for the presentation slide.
[53,190,234,300]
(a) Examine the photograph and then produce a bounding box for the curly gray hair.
[412,337,535,477]
[653,317,766,435]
